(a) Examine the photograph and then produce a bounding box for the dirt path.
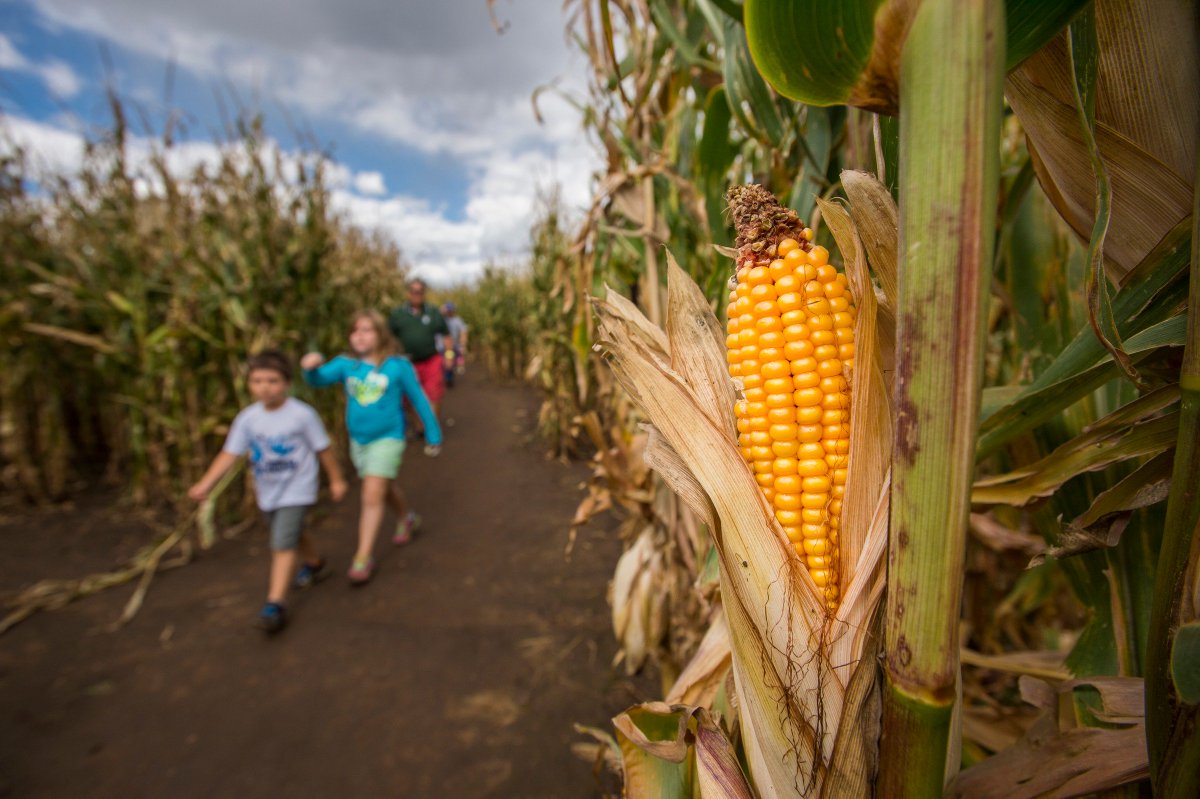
[0,374,647,798]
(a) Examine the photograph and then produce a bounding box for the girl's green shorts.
[350,437,406,479]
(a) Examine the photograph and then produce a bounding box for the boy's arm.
[317,447,348,501]
[188,451,241,501]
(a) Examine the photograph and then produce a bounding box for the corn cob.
[725,185,856,610]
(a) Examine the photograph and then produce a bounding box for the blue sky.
[0,0,597,285]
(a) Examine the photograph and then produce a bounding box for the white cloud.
[352,170,386,196]
[0,116,87,176]
[0,33,83,98]
[38,59,82,98]
[0,34,29,70]
[14,1,604,285]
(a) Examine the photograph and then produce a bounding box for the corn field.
[497,0,1197,796]
[2,0,1198,795]
[1,102,410,510]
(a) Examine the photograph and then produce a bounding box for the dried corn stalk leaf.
[1006,3,1197,282]
[611,525,665,673]
[666,607,732,707]
[817,198,894,588]
[695,709,755,799]
[946,677,1148,798]
[665,251,738,437]
[643,426,718,533]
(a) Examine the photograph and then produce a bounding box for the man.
[389,279,450,426]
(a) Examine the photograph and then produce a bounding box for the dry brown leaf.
[643,425,717,535]
[666,606,732,707]
[665,251,737,438]
[695,709,756,799]
[947,677,1148,798]
[816,197,894,589]
[1005,2,1197,282]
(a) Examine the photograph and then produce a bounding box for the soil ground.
[0,373,653,798]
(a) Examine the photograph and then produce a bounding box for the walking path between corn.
[0,373,644,797]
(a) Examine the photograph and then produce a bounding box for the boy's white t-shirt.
[222,398,331,511]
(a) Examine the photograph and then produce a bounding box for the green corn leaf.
[1172,623,1200,705]
[973,411,1180,507]
[978,315,1187,458]
[721,14,785,146]
[786,107,833,221]
[613,704,694,796]
[1030,221,1191,393]
[698,86,737,247]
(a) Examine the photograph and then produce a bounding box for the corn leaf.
[698,86,738,248]
[614,706,694,797]
[22,323,119,354]
[973,411,1179,508]
[1006,0,1197,282]
[694,709,755,799]
[720,14,785,147]
[977,315,1187,458]
[666,608,732,707]
[947,678,1148,798]
[1172,623,1200,705]
[1027,220,1191,393]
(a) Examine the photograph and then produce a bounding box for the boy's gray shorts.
[264,505,308,551]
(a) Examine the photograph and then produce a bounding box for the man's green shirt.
[389,303,449,362]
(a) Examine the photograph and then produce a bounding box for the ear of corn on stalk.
[726,185,856,610]
[594,181,893,797]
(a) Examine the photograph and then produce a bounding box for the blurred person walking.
[389,279,449,433]
[439,302,468,388]
[189,350,347,632]
[302,311,441,585]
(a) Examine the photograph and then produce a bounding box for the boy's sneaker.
[293,558,329,589]
[347,557,376,586]
[393,511,421,545]
[257,602,288,634]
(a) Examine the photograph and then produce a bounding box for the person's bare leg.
[356,476,387,562]
[268,549,298,604]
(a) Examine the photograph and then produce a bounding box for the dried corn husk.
[597,226,893,796]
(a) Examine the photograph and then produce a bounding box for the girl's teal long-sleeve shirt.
[303,355,442,446]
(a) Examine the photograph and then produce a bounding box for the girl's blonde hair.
[348,309,403,361]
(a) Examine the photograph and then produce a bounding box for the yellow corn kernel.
[727,187,857,610]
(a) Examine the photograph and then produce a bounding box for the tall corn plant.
[580,0,1198,795]
[0,102,411,508]
[560,0,897,693]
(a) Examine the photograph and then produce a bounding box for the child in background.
[301,310,442,585]
[189,350,347,634]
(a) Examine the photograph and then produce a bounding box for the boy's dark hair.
[247,349,292,381]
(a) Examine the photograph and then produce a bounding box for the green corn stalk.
[878,0,1004,795]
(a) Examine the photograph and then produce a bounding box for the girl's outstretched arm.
[398,360,442,447]
[303,354,347,387]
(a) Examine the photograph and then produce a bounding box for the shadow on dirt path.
[0,373,650,798]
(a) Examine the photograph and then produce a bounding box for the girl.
[301,310,442,585]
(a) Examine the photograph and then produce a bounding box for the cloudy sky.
[0,0,599,285]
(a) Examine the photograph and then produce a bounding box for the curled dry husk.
[594,183,894,797]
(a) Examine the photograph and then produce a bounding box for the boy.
[189,350,347,633]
